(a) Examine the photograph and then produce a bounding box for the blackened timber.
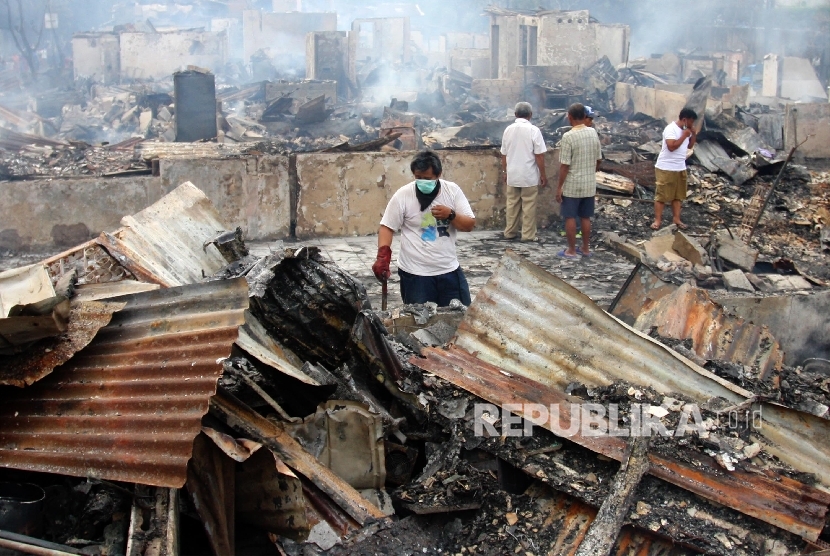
[209,391,386,525]
[573,437,651,556]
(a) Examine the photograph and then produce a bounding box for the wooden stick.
[573,436,651,556]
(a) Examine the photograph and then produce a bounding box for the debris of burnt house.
[1,1,830,554]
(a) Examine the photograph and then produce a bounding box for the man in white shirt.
[652,108,698,231]
[500,102,548,242]
[372,151,476,306]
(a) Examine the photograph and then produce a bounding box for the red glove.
[372,245,392,281]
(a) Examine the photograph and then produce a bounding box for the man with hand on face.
[372,151,476,307]
[652,108,698,231]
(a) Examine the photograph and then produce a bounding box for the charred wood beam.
[573,437,651,556]
[209,391,387,526]
[414,346,830,541]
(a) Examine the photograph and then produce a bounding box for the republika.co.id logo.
[472,402,762,438]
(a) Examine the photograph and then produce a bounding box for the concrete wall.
[243,11,337,64]
[72,34,120,83]
[780,57,828,101]
[306,31,349,91]
[159,156,291,240]
[785,103,830,158]
[0,177,162,249]
[491,14,520,80]
[615,83,687,124]
[350,17,410,66]
[595,24,629,67]
[294,149,562,239]
[1,150,564,250]
[471,79,523,108]
[446,33,489,50]
[120,31,228,80]
[449,49,490,79]
[491,11,629,79]
[537,11,594,70]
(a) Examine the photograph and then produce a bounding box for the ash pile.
[1,181,830,556]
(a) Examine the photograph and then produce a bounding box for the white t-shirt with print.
[380,180,475,276]
[655,121,690,172]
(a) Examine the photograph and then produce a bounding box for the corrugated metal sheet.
[608,262,676,326]
[524,482,684,556]
[634,283,783,379]
[0,278,248,487]
[103,182,231,287]
[0,300,124,387]
[415,346,830,541]
[414,250,830,539]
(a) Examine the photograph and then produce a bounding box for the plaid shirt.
[559,125,602,198]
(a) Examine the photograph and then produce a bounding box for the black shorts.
[560,196,595,219]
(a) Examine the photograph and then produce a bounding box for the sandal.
[557,249,579,260]
[576,248,594,258]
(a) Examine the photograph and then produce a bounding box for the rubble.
[0,1,829,554]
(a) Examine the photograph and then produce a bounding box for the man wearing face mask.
[372,151,476,306]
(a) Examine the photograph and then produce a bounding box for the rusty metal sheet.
[104,182,231,287]
[414,346,830,540]
[0,300,124,387]
[611,265,784,378]
[412,250,830,538]
[0,278,249,487]
[524,482,684,556]
[608,262,677,326]
[449,250,830,490]
[634,283,784,379]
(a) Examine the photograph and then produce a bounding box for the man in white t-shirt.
[652,108,698,231]
[500,102,548,242]
[372,151,476,306]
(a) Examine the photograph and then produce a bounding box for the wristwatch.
[448,209,456,221]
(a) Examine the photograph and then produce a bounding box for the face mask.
[415,179,438,194]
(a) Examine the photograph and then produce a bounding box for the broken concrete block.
[660,251,689,266]
[761,274,812,292]
[716,232,758,271]
[673,232,708,266]
[157,106,172,122]
[722,269,754,292]
[139,110,153,134]
[643,235,675,261]
[653,223,677,237]
[602,232,642,263]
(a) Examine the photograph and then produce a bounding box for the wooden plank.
[209,392,387,526]
[574,437,651,556]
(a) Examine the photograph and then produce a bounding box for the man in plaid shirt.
[556,103,602,258]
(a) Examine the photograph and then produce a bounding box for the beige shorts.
[655,168,688,202]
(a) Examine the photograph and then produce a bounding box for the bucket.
[0,482,45,536]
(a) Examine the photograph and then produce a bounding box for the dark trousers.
[398,267,472,306]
